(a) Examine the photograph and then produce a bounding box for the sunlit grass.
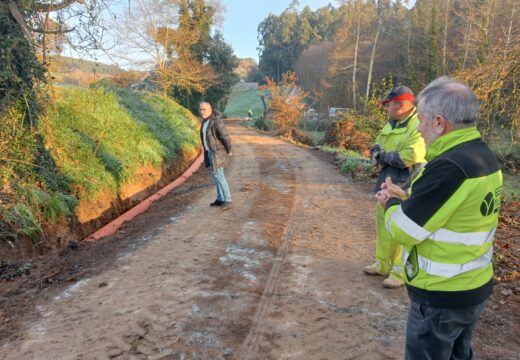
[46,86,199,198]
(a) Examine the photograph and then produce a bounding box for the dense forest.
[256,0,519,165]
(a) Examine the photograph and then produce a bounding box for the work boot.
[382,277,404,289]
[220,201,233,210]
[363,263,387,276]
[210,200,223,207]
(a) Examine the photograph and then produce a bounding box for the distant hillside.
[53,56,123,74]
[48,56,143,87]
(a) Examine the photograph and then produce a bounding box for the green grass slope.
[47,87,199,198]
[0,86,200,257]
[47,88,199,200]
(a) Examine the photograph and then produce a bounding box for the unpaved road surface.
[1,123,518,359]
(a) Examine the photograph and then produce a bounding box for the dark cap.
[379,86,415,105]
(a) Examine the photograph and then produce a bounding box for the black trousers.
[405,300,487,360]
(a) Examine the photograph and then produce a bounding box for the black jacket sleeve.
[214,117,232,153]
[400,159,466,226]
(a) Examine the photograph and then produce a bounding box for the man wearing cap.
[363,86,426,288]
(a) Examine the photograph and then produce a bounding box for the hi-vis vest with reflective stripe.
[385,127,502,293]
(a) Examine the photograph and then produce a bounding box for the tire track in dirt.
[239,176,302,359]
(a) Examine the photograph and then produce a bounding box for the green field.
[224,84,264,118]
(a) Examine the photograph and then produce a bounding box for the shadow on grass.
[34,136,75,194]
[75,130,123,185]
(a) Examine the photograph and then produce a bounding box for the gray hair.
[417,76,479,128]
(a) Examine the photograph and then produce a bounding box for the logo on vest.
[480,187,501,216]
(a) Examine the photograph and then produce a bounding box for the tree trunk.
[462,2,473,70]
[407,18,412,67]
[505,2,516,53]
[479,0,495,63]
[442,0,450,74]
[352,13,361,111]
[364,16,381,114]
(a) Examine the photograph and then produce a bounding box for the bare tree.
[504,0,517,53]
[364,5,382,114]
[110,0,216,94]
[442,0,450,74]
[351,2,363,111]
[295,42,334,110]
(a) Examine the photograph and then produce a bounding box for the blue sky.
[219,0,336,61]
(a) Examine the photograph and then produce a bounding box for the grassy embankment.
[1,86,200,258]
[47,86,200,225]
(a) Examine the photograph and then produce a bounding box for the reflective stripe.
[392,265,403,273]
[388,207,496,247]
[430,228,496,246]
[402,247,409,264]
[387,206,431,242]
[403,246,493,278]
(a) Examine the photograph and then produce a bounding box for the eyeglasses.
[199,108,210,111]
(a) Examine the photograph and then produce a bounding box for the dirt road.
[1,123,518,359]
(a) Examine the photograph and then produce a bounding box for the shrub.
[263,72,306,137]
[323,113,383,157]
[340,157,374,182]
[290,128,313,146]
[253,117,271,131]
[317,145,376,182]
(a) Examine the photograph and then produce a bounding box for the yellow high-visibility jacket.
[374,109,426,192]
[385,127,502,308]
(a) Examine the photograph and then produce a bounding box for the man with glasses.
[199,102,233,210]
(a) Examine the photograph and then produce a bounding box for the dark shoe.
[210,200,224,207]
[220,201,233,210]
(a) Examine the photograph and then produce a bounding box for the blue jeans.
[208,150,231,202]
[405,300,487,360]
